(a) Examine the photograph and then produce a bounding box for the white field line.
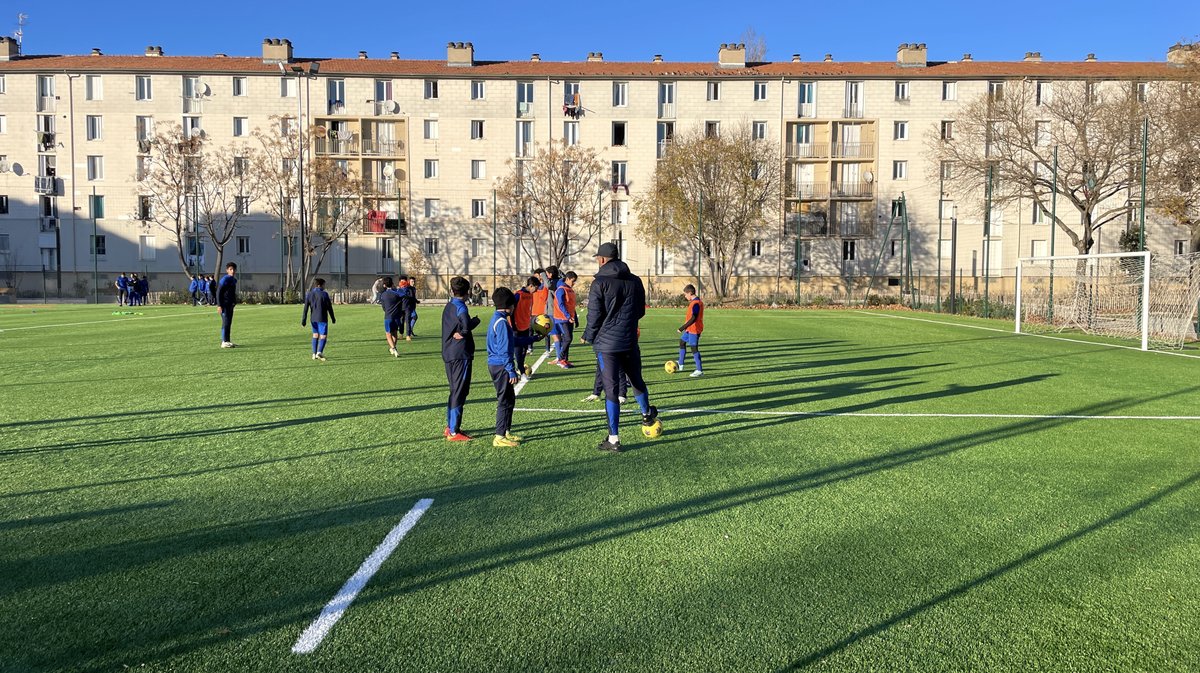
[0,305,279,333]
[292,498,433,655]
[513,406,1200,422]
[853,311,1200,360]
[513,348,554,396]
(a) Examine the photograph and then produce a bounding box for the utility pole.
[937,170,944,311]
[91,187,98,304]
[984,164,993,318]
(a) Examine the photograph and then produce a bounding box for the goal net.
[1016,251,1200,350]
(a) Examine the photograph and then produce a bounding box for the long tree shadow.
[0,501,176,532]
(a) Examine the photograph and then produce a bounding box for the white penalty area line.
[0,305,280,333]
[513,406,1200,422]
[853,311,1200,360]
[292,498,433,655]
[513,348,554,396]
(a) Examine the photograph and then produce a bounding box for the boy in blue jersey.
[115,273,129,306]
[379,276,403,357]
[486,287,522,448]
[542,266,560,354]
[441,276,480,441]
[187,275,200,306]
[217,263,238,348]
[301,277,336,361]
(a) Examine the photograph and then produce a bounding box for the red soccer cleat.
[446,432,473,442]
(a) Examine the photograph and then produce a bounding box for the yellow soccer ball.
[664,360,679,374]
[533,314,553,337]
[524,364,533,377]
[641,418,664,439]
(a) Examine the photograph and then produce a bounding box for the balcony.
[832,143,874,159]
[315,137,359,155]
[182,97,204,114]
[831,182,874,198]
[327,101,348,115]
[786,182,830,200]
[39,216,60,232]
[362,178,398,195]
[658,102,675,119]
[797,102,815,118]
[833,211,874,238]
[37,96,56,113]
[786,212,831,238]
[361,138,402,156]
[517,102,534,118]
[37,132,56,153]
[34,176,59,195]
[785,143,828,159]
[656,140,672,159]
[362,213,405,234]
[516,141,534,158]
[843,106,865,119]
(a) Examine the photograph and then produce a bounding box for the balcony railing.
[843,106,865,119]
[517,102,534,118]
[315,137,359,155]
[785,143,828,159]
[786,212,831,238]
[797,102,815,118]
[37,96,56,113]
[39,216,60,232]
[182,97,204,114]
[362,178,398,195]
[831,182,874,198]
[327,102,348,115]
[362,214,405,234]
[658,102,675,119]
[516,141,534,158]
[833,213,873,238]
[786,182,830,200]
[656,140,672,159]
[361,138,402,156]
[34,176,59,195]
[832,143,875,159]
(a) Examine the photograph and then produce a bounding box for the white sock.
[608,434,620,444]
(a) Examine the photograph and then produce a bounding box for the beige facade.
[0,37,1191,299]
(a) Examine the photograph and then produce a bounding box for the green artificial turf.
[1,303,1198,672]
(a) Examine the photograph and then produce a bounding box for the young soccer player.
[206,275,217,306]
[217,263,238,348]
[301,277,336,361]
[188,275,201,306]
[398,276,417,341]
[552,270,579,368]
[676,284,704,377]
[486,287,522,448]
[127,273,141,307]
[441,276,480,441]
[115,273,129,306]
[512,276,541,380]
[379,276,403,357]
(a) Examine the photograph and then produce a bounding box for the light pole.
[279,61,319,290]
[949,205,959,314]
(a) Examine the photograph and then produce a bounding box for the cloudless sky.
[9,0,1199,63]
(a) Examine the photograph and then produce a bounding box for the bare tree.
[1151,43,1200,251]
[137,125,203,275]
[496,141,606,269]
[252,119,302,290]
[308,157,367,280]
[194,144,266,277]
[928,79,1152,254]
[634,123,782,297]
[739,27,767,62]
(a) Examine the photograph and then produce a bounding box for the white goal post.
[1016,251,1200,351]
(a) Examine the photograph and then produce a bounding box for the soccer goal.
[1016,251,1200,350]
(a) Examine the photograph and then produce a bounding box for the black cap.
[595,242,619,259]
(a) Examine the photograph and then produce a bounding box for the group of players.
[113,273,151,307]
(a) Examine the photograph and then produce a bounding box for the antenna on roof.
[14,13,28,48]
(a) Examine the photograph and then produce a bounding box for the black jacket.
[583,259,645,352]
[301,288,335,325]
[441,298,480,362]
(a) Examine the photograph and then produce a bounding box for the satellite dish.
[864,170,875,184]
[0,160,9,174]
[197,81,210,96]
[381,166,394,178]
[386,100,399,113]
[313,126,328,138]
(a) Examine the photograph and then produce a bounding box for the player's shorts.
[552,320,572,337]
[312,322,329,336]
[680,331,701,347]
[384,319,399,334]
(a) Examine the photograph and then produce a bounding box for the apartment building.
[0,37,1193,297]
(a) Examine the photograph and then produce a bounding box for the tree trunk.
[1190,223,1200,253]
[212,244,225,281]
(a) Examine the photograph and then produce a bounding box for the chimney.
[447,41,474,67]
[1085,53,1097,62]
[1167,42,1199,66]
[1023,51,1042,62]
[530,53,541,62]
[792,54,801,62]
[896,43,927,67]
[214,53,228,58]
[144,45,164,57]
[390,51,399,60]
[652,54,663,63]
[823,53,833,62]
[358,50,368,60]
[0,36,20,61]
[262,38,293,64]
[962,53,973,62]
[718,42,746,68]
[587,52,604,62]
[90,48,103,56]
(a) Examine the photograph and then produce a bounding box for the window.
[471,238,487,257]
[893,161,908,180]
[0,115,7,134]
[0,234,8,253]
[87,156,104,181]
[611,201,628,225]
[517,81,534,109]
[424,199,439,218]
[424,80,439,99]
[611,161,627,186]
[798,81,815,116]
[612,121,627,146]
[0,195,7,214]
[90,195,106,218]
[563,81,579,106]
[136,75,152,100]
[893,121,908,141]
[86,115,102,141]
[471,80,486,100]
[516,121,534,156]
[236,196,250,215]
[750,240,763,257]
[472,199,486,218]
[85,75,102,100]
[326,79,346,112]
[232,76,247,97]
[423,119,439,140]
[1086,81,1101,104]
[280,158,295,176]
[942,81,957,101]
[232,156,248,177]
[842,240,856,261]
[940,199,955,220]
[471,159,486,180]
[90,235,107,256]
[988,81,1005,101]
[281,77,297,98]
[1176,240,1189,255]
[424,237,439,255]
[1036,81,1052,106]
[612,81,628,107]
[754,81,768,101]
[470,120,485,139]
[940,162,955,180]
[237,236,251,255]
[752,121,767,140]
[137,195,151,219]
[1137,82,1149,103]
[564,121,579,146]
[136,156,152,181]
[0,75,5,94]
[940,120,954,141]
[895,81,910,101]
[185,116,203,138]
[137,235,156,261]
[706,81,720,101]
[1031,240,1048,258]
[136,116,154,141]
[424,159,439,179]
[233,117,248,137]
[705,121,720,138]
[1031,201,1046,224]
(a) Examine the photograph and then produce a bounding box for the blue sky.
[11,0,1199,63]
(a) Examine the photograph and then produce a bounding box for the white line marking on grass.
[292,498,433,655]
[853,311,1200,360]
[0,306,279,333]
[514,348,554,396]
[513,406,1200,422]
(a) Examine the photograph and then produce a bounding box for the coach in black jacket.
[582,242,659,453]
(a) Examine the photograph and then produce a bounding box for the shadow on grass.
[0,501,176,532]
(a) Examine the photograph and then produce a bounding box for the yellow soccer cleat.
[493,434,520,448]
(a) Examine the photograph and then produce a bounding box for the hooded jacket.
[583,259,645,352]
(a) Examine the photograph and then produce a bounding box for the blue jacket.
[380,288,404,321]
[217,275,237,308]
[302,288,335,325]
[188,279,198,293]
[583,259,646,353]
[116,276,129,290]
[486,310,517,376]
[441,298,479,362]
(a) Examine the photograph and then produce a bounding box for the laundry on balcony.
[563,93,583,118]
[611,183,629,195]
[366,209,388,233]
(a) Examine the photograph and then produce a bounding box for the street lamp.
[278,61,319,290]
[949,204,959,314]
